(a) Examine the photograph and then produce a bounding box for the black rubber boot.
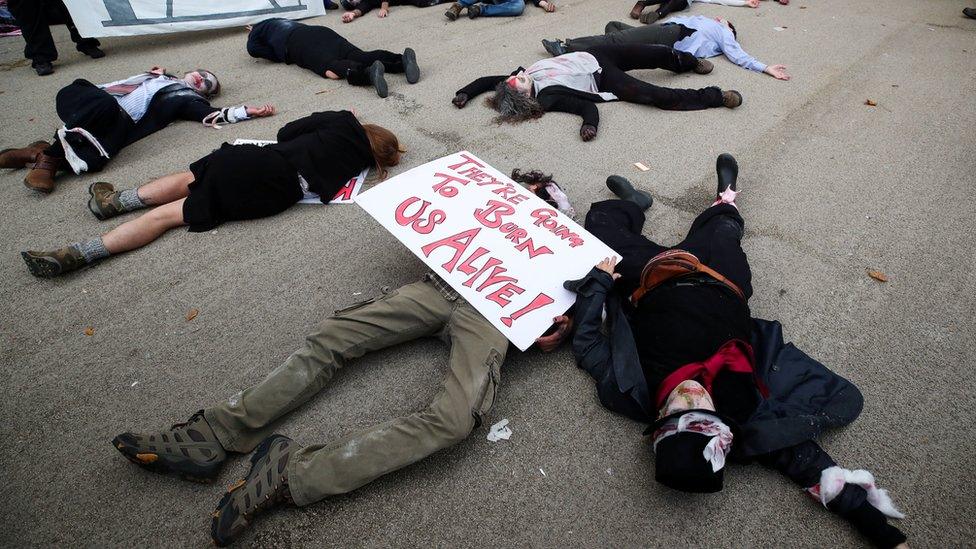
[606,175,653,211]
[716,153,738,196]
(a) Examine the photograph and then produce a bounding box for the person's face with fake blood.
[183,70,218,96]
[658,380,716,419]
[506,71,533,97]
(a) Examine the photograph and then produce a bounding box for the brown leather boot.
[629,0,646,19]
[444,2,464,20]
[0,141,49,169]
[24,152,63,193]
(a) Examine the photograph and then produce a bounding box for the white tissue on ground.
[487,418,512,442]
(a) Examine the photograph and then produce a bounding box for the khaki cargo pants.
[203,278,508,506]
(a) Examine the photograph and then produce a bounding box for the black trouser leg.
[346,48,405,73]
[51,79,134,170]
[653,0,689,19]
[584,199,667,296]
[8,0,58,64]
[587,44,697,73]
[674,204,752,299]
[55,2,100,52]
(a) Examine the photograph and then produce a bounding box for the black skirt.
[182,143,302,232]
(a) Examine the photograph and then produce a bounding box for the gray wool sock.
[118,188,147,212]
[72,237,110,264]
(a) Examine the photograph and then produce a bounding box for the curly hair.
[485,81,545,124]
[510,169,553,187]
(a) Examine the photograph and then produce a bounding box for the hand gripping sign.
[232,139,366,204]
[356,151,620,351]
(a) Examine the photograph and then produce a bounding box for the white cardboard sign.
[63,0,325,38]
[232,139,365,204]
[356,151,620,351]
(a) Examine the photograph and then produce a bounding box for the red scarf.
[654,339,768,407]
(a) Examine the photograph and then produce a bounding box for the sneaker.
[722,90,743,109]
[445,2,464,20]
[541,39,566,57]
[403,47,420,84]
[467,3,482,18]
[112,410,227,482]
[211,435,297,547]
[606,175,653,211]
[693,58,713,75]
[33,62,54,76]
[21,246,86,278]
[715,153,738,196]
[88,182,125,220]
[367,60,388,98]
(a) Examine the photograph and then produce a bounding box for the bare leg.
[324,70,342,79]
[102,199,187,254]
[136,171,194,205]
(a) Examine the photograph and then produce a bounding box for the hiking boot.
[0,141,49,169]
[693,58,713,75]
[367,60,388,98]
[21,246,86,278]
[23,152,63,193]
[467,3,482,18]
[542,39,566,57]
[88,182,125,220]
[716,153,739,196]
[211,435,296,547]
[606,175,653,211]
[34,62,54,76]
[639,10,660,24]
[722,90,743,109]
[445,2,464,20]
[403,47,420,84]
[629,0,646,19]
[112,410,227,482]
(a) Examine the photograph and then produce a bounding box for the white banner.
[63,0,326,38]
[356,151,620,351]
[233,139,365,204]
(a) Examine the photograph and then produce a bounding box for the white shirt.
[668,15,767,73]
[100,75,188,123]
[526,52,618,101]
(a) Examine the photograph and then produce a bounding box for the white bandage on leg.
[57,126,111,175]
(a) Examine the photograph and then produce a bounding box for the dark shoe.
[21,246,86,278]
[112,410,227,482]
[403,47,420,84]
[629,0,646,19]
[606,175,653,211]
[722,90,742,109]
[0,141,49,169]
[79,45,105,59]
[716,153,738,196]
[445,2,464,20]
[325,0,339,9]
[88,182,125,220]
[211,435,296,547]
[33,62,54,76]
[23,152,63,193]
[367,60,388,98]
[542,39,566,57]
[693,58,713,75]
[639,10,660,24]
[965,7,976,18]
[467,3,482,18]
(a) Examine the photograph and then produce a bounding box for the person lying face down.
[552,155,908,548]
[0,65,275,194]
[20,111,402,278]
[245,17,420,98]
[541,16,790,81]
[452,46,741,142]
[106,172,575,546]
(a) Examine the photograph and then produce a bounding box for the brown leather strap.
[630,249,745,304]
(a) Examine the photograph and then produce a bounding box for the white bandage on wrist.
[813,466,905,519]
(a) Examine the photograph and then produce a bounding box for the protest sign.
[232,139,366,204]
[356,151,620,351]
[63,0,325,38]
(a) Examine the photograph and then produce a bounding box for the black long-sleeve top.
[456,73,605,130]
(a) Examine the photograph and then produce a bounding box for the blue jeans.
[458,0,524,16]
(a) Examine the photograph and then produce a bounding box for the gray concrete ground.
[1,0,974,546]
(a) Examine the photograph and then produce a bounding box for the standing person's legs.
[51,0,102,55]
[584,199,667,294]
[479,0,525,16]
[285,297,508,503]
[674,204,752,299]
[8,0,58,69]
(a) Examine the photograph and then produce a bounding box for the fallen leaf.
[84,327,95,336]
[799,5,806,7]
[186,308,199,321]
[864,99,877,106]
[867,270,888,282]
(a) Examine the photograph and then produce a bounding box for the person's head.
[649,380,734,493]
[362,123,404,179]
[505,70,533,96]
[714,17,737,38]
[183,69,220,98]
[485,81,545,124]
[510,169,576,216]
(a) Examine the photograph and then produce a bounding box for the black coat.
[457,73,607,130]
[125,83,220,146]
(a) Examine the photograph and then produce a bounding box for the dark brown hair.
[485,81,545,124]
[362,123,404,179]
